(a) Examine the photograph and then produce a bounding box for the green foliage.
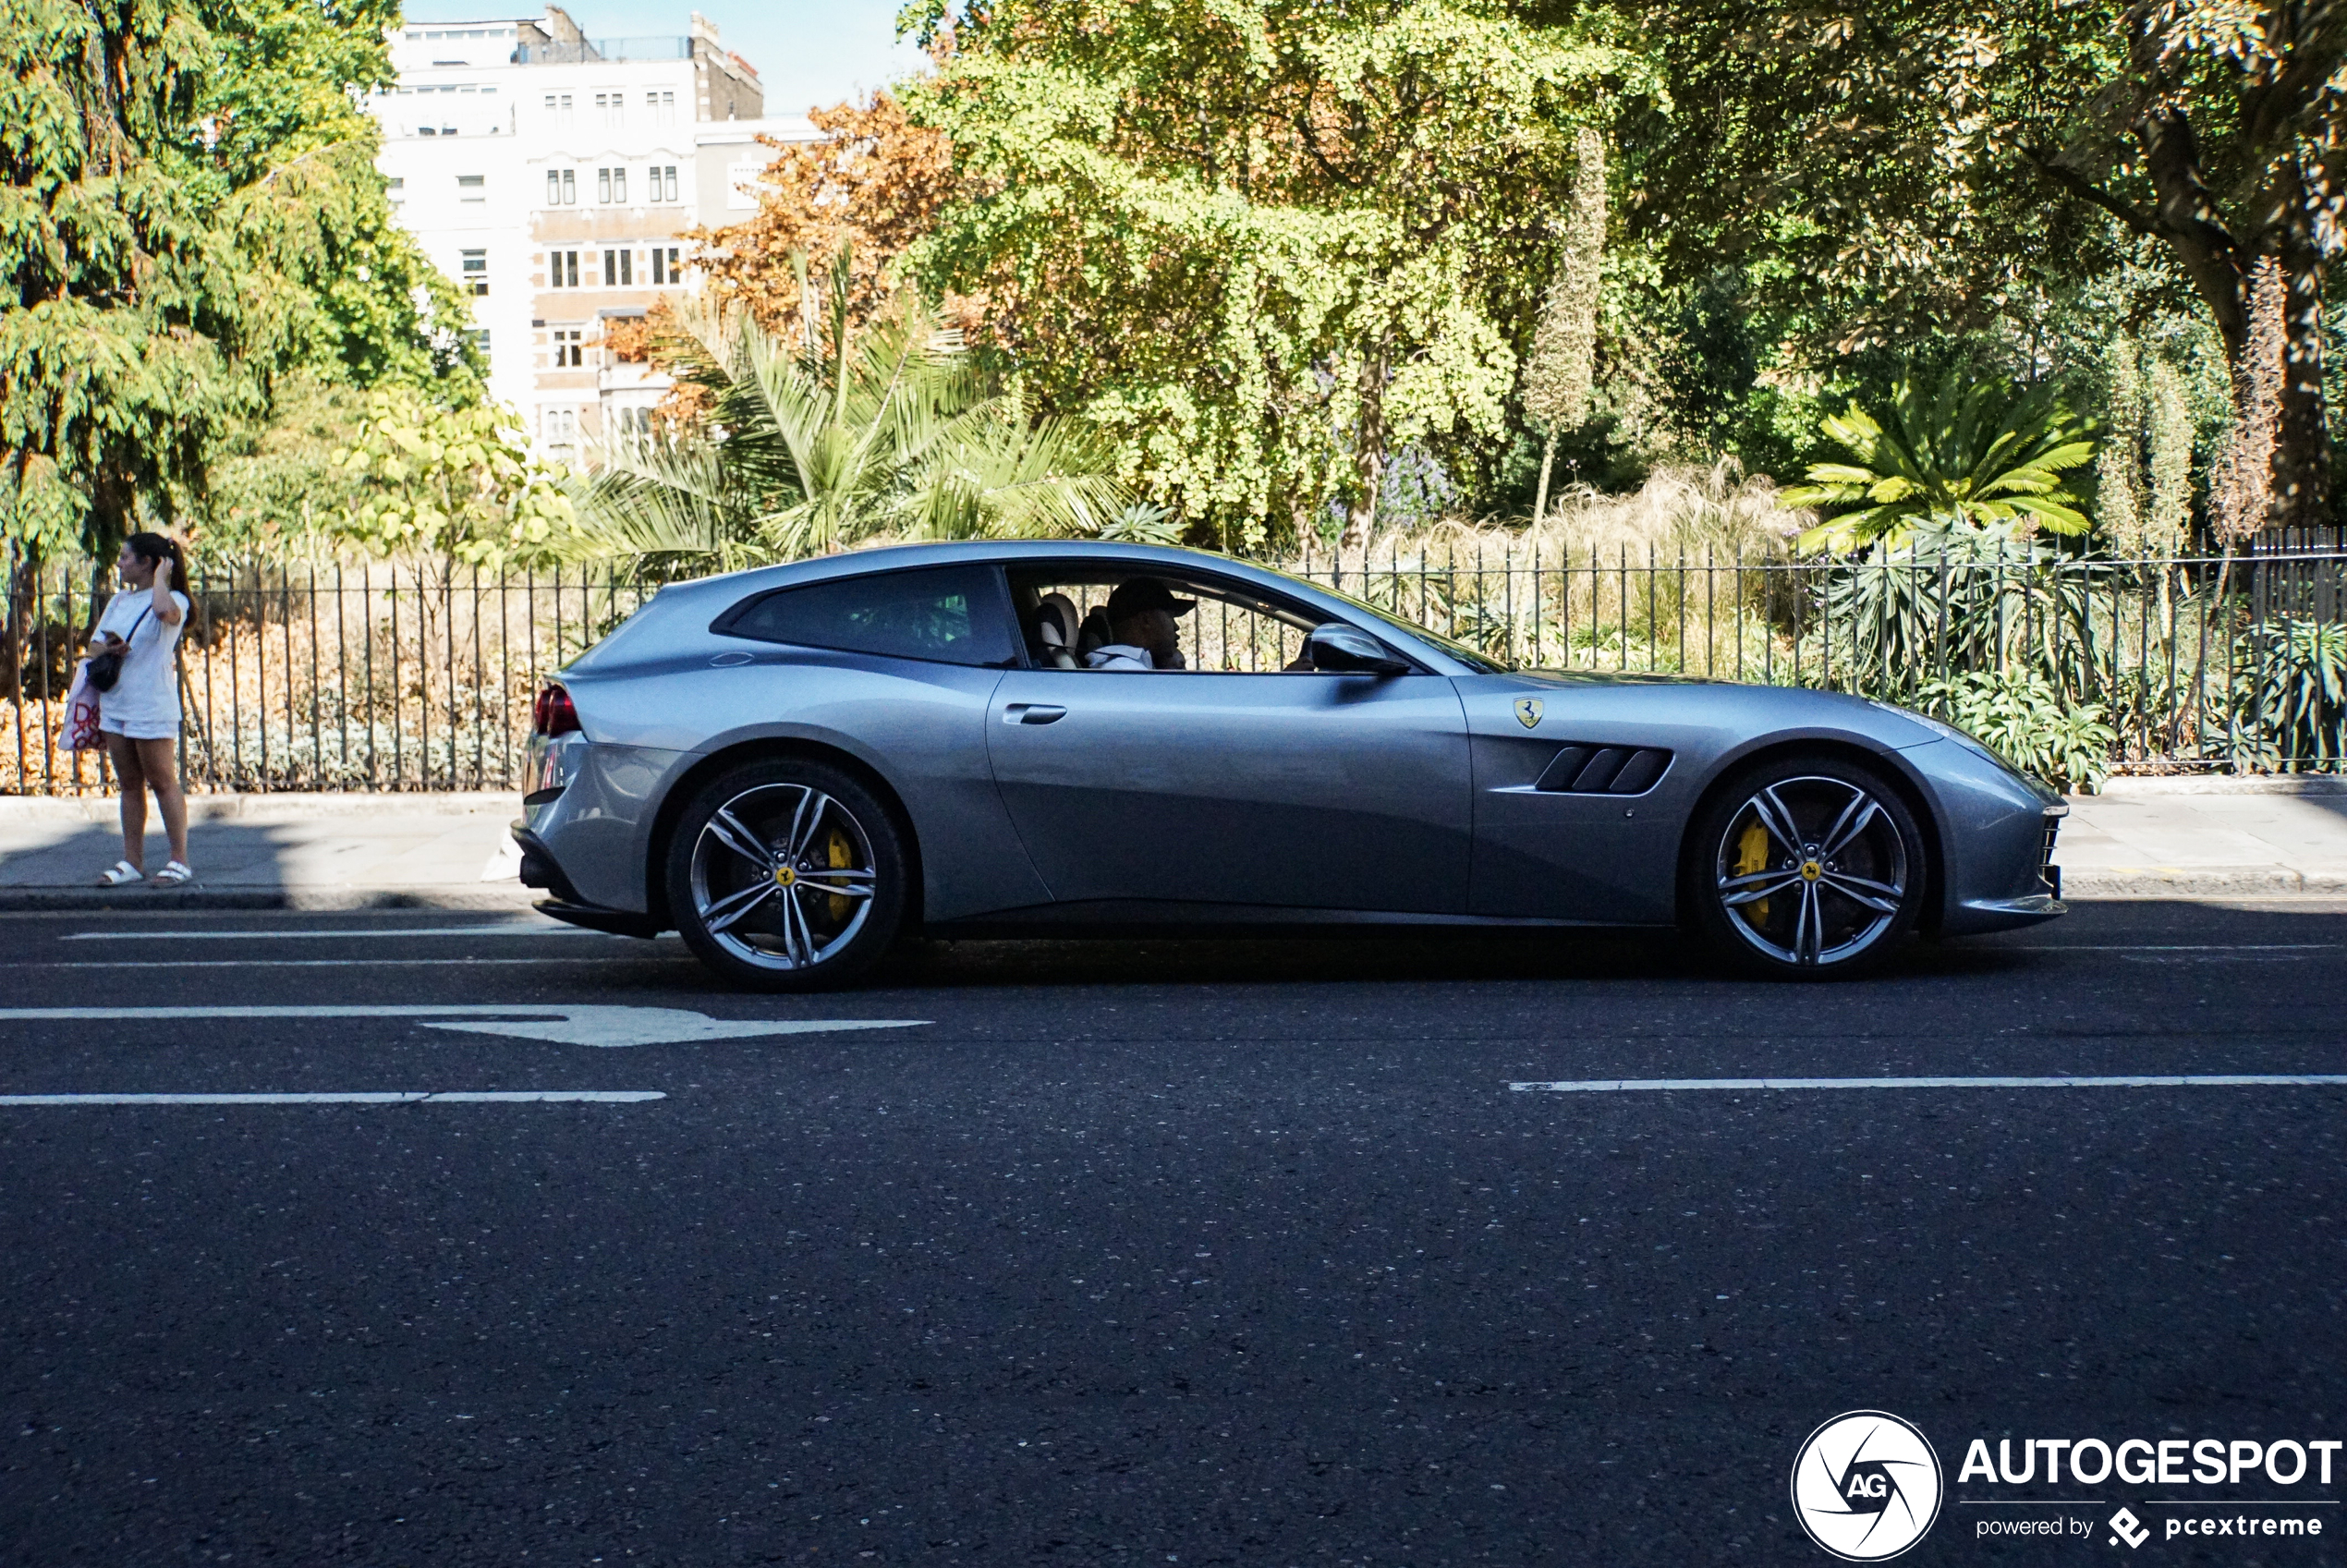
[2228,618,2347,772]
[1782,371,2098,553]
[334,395,578,567]
[904,0,1648,547]
[1915,669,2116,793]
[573,270,1129,573]
[199,372,373,554]
[0,0,473,565]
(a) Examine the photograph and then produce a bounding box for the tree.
[691,91,960,336]
[1,0,471,583]
[1578,0,2347,531]
[573,261,1130,573]
[1521,127,1607,524]
[334,395,578,569]
[903,0,1645,549]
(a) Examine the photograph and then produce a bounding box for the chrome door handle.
[1003,704,1066,725]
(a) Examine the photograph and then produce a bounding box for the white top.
[93,589,188,736]
[1084,644,1155,671]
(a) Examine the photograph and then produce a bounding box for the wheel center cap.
[773,865,797,887]
[1800,860,1822,881]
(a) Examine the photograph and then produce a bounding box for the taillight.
[532,683,580,736]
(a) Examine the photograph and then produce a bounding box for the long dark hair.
[125,531,188,593]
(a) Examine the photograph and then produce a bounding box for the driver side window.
[1009,568,1322,673]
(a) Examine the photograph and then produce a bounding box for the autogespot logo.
[1792,1410,1946,1562]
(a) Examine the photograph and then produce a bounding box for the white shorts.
[98,717,181,743]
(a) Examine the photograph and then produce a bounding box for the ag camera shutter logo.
[1791,1410,1945,1561]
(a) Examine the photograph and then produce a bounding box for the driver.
[1085,578,1194,670]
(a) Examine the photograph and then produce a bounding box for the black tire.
[666,760,908,991]
[1684,753,1927,979]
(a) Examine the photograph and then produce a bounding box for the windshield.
[1255,566,1514,672]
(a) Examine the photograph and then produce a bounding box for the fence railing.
[5,543,2342,794]
[4,561,651,796]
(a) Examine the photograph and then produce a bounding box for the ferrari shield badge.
[1514,697,1544,729]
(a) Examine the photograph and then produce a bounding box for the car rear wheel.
[667,761,907,991]
[1688,756,1926,978]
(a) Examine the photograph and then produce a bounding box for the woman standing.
[89,533,194,886]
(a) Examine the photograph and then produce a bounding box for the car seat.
[1076,607,1113,659]
[1032,593,1081,669]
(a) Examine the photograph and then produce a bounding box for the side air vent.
[1534,744,1673,796]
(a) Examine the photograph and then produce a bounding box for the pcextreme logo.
[1792,1410,1947,1562]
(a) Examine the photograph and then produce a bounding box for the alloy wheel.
[687,783,878,971]
[1713,774,1909,967]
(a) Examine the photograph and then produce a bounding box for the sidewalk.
[0,793,534,911]
[2056,776,2347,897]
[0,778,2341,911]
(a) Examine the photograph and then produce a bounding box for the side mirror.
[1305,623,1411,676]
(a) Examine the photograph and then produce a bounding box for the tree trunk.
[2271,185,2330,534]
[1342,353,1388,549]
[1533,431,1559,527]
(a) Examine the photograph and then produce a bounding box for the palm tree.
[1781,369,2098,553]
[573,257,1132,573]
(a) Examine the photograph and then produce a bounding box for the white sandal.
[150,860,193,886]
[97,860,142,886]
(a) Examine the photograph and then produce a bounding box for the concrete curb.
[0,792,522,823]
[2094,775,2347,796]
[2062,867,2347,898]
[0,884,541,914]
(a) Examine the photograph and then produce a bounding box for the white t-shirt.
[92,589,188,739]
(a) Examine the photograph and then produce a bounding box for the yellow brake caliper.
[1734,821,1770,927]
[826,828,854,923]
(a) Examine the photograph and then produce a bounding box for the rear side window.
[716,565,1016,667]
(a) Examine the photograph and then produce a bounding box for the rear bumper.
[512,825,665,938]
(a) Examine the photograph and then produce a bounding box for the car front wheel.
[667,760,907,991]
[1688,756,1926,978]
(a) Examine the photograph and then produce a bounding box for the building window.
[460,249,488,296]
[544,91,572,128]
[596,91,624,128]
[602,249,633,286]
[648,89,675,128]
[545,168,576,205]
[387,176,405,205]
[651,246,682,285]
[596,166,626,204]
[470,328,490,354]
[647,164,678,202]
[544,407,577,458]
[456,174,485,204]
[552,328,583,368]
[548,249,578,288]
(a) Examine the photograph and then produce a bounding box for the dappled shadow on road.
[856,896,2347,991]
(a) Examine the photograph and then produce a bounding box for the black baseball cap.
[1106,577,1196,618]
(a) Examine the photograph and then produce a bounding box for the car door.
[987,597,1472,913]
[1454,673,1710,924]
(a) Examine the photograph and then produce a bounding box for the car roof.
[634,540,1480,673]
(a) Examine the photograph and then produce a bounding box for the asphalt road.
[2,902,2342,1566]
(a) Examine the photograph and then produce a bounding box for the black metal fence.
[5,543,2342,795]
[4,561,651,795]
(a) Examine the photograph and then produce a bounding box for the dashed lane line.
[1511,1075,2347,1092]
[60,921,602,942]
[0,1090,663,1106]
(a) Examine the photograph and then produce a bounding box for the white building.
[371,7,820,457]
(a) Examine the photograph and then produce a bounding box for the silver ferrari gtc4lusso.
[514,541,2065,989]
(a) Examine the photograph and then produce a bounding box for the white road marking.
[1511,1075,2347,1092]
[29,957,685,969]
[0,1004,928,1050]
[0,1090,663,1106]
[63,921,601,942]
[2004,943,2337,951]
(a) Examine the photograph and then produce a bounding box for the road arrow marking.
[0,1006,928,1050]
[1510,1074,2347,1092]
